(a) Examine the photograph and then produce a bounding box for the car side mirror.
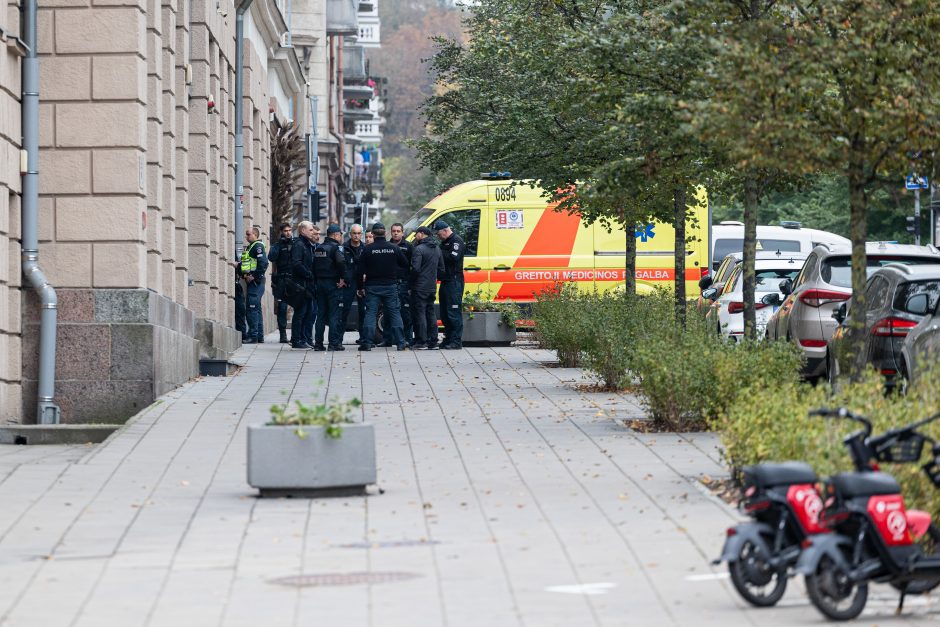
[832,302,847,325]
[906,293,930,316]
[761,293,782,307]
[702,287,719,301]
[698,275,713,291]
[779,278,793,296]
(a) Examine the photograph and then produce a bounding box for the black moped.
[796,408,940,620]
[716,407,939,608]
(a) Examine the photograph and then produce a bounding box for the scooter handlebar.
[810,407,872,435]
[808,407,841,417]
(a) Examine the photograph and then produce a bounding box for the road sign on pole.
[906,174,929,190]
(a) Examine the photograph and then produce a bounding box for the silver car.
[765,242,940,379]
[900,273,940,384]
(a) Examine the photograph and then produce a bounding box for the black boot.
[279,329,288,343]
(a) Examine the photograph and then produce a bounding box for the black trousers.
[412,290,438,346]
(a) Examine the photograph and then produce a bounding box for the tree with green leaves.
[702,0,940,375]
[568,2,717,319]
[419,0,712,309]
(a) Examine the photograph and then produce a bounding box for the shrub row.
[532,283,940,517]
[717,368,940,518]
[531,284,803,429]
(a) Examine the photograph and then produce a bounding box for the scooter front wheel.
[805,555,868,621]
[728,540,787,607]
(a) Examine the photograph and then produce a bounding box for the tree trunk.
[847,166,869,381]
[624,220,637,296]
[674,186,687,325]
[742,177,759,340]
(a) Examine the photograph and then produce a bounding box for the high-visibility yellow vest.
[240,241,262,273]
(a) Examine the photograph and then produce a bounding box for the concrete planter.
[461,311,517,346]
[246,423,376,495]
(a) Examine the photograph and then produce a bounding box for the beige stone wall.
[34,0,277,327]
[8,1,291,423]
[1,2,23,423]
[188,2,272,323]
[36,2,148,290]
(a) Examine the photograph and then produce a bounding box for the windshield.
[893,280,940,315]
[732,267,802,291]
[713,238,801,262]
[402,207,436,236]
[821,255,940,288]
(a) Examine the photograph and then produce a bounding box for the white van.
[710,221,850,271]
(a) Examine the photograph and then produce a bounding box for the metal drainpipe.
[233,0,255,262]
[21,0,60,424]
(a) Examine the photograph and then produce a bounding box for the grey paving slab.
[4,332,940,626]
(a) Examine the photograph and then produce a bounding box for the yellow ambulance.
[402,176,711,302]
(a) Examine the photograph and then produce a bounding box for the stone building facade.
[1,2,26,425]
[1,0,305,424]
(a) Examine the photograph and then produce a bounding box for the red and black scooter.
[796,408,940,621]
[714,461,826,606]
[715,408,939,608]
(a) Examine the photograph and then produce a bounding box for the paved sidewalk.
[0,334,937,626]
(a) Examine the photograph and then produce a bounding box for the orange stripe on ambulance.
[402,176,711,302]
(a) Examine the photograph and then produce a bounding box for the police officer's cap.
[433,221,450,231]
[371,222,385,232]
[326,224,342,235]
[415,226,433,236]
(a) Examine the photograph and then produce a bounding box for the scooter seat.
[743,462,817,488]
[829,472,900,498]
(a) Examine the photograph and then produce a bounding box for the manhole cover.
[336,539,441,549]
[270,572,422,587]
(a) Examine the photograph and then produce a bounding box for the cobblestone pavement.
[1,334,938,626]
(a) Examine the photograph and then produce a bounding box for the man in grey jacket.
[409,226,445,349]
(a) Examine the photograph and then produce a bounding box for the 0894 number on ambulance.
[402,177,710,302]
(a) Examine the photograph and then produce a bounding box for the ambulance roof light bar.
[481,171,512,180]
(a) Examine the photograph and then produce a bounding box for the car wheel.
[376,310,385,335]
[898,359,910,395]
[827,352,839,392]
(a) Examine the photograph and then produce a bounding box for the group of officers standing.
[233,220,467,351]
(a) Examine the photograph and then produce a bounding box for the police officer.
[268,222,294,344]
[342,224,367,343]
[436,221,465,349]
[383,222,414,347]
[357,223,408,351]
[236,226,268,343]
[410,226,444,349]
[313,224,347,351]
[289,221,318,349]
[234,276,247,341]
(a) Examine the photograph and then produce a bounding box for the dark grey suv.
[899,270,940,384]
[828,264,940,386]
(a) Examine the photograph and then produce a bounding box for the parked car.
[703,252,808,341]
[899,274,940,384]
[696,252,740,313]
[710,221,849,271]
[765,242,940,380]
[827,264,940,388]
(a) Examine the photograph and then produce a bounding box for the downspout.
[21,0,60,424]
[233,0,255,262]
[336,40,343,225]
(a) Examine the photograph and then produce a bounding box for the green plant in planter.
[268,397,363,439]
[462,289,521,326]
